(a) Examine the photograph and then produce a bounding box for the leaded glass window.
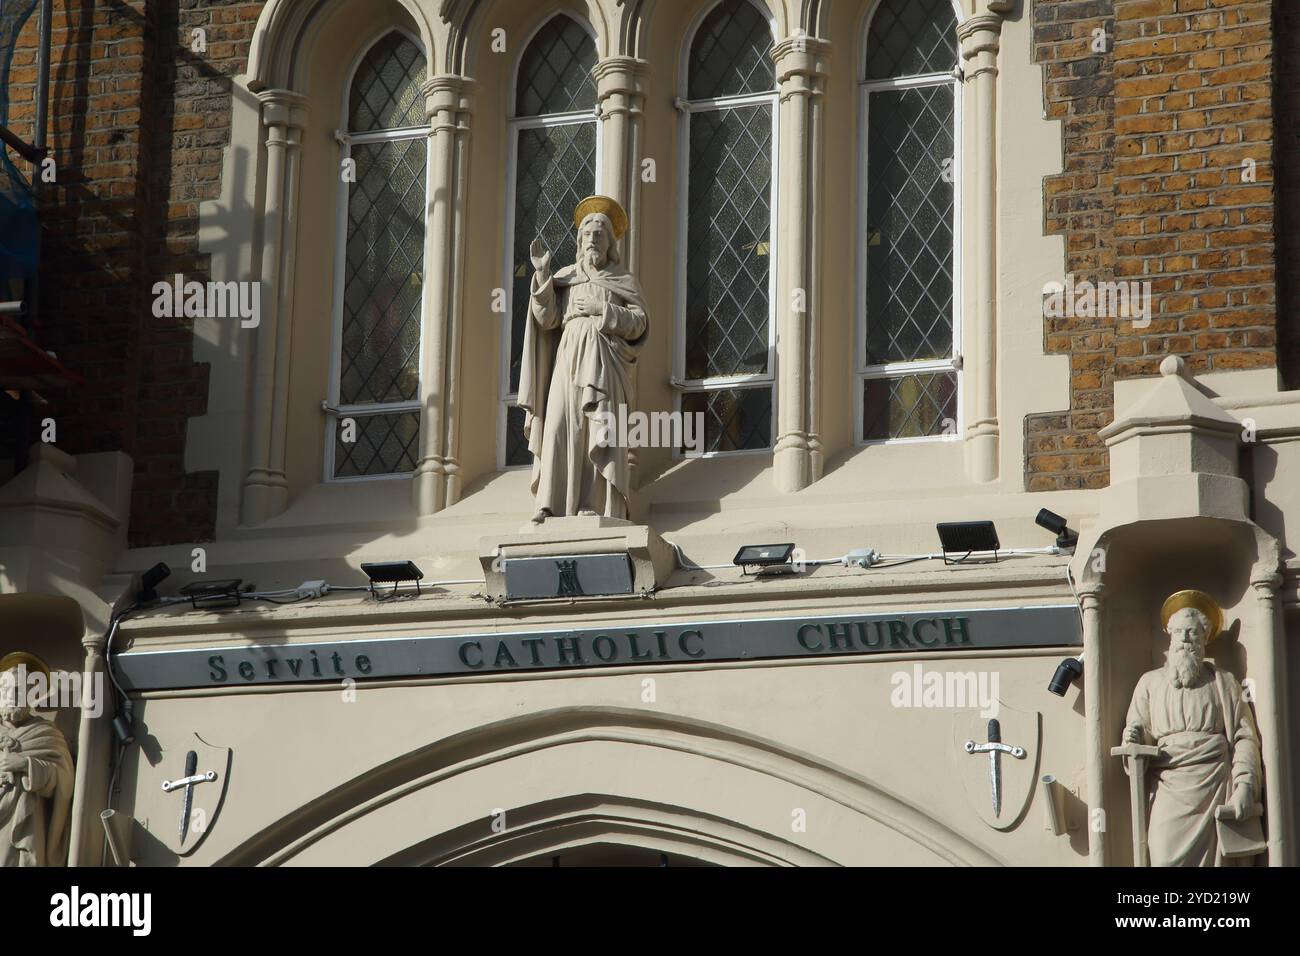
[329,31,428,479]
[502,15,599,467]
[859,0,960,443]
[678,0,776,455]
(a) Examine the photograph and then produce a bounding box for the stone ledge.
[480,517,677,601]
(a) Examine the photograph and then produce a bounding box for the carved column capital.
[957,13,1005,79]
[256,89,309,132]
[422,75,474,111]
[773,34,831,99]
[594,57,647,121]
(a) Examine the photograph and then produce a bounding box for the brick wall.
[1278,0,1300,389]
[10,0,262,545]
[1027,0,1280,492]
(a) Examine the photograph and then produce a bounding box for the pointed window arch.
[500,15,600,468]
[857,0,961,444]
[326,30,429,479]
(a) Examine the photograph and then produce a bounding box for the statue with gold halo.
[1120,591,1264,866]
[0,654,74,866]
[518,195,648,524]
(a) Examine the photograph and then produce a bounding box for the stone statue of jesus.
[1121,591,1263,866]
[517,195,648,525]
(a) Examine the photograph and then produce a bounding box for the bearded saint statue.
[0,655,75,867]
[1121,591,1263,866]
[517,195,648,525]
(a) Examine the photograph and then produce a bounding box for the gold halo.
[1160,590,1223,643]
[0,652,50,683]
[573,195,628,239]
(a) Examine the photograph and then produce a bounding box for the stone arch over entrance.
[217,707,1000,866]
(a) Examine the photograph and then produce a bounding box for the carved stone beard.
[578,244,607,276]
[0,705,29,726]
[1165,642,1206,689]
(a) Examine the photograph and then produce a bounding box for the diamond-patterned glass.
[506,121,597,465]
[865,84,954,365]
[340,138,426,406]
[349,32,428,132]
[864,0,958,80]
[334,411,421,477]
[505,405,531,466]
[862,372,956,441]
[515,15,597,117]
[682,387,772,453]
[688,0,775,99]
[686,105,772,380]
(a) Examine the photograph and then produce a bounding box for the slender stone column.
[241,90,308,526]
[413,76,474,515]
[957,15,1003,483]
[1079,583,1108,866]
[771,36,830,494]
[594,57,647,271]
[67,631,109,865]
[443,79,475,507]
[1251,570,1292,865]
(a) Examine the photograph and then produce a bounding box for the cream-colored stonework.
[1,0,1297,868]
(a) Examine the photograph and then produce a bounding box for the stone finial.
[1159,355,1191,380]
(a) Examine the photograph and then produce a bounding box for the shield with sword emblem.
[150,732,232,856]
[951,702,1040,831]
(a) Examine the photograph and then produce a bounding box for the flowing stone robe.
[518,258,648,518]
[0,715,74,867]
[1126,663,1261,867]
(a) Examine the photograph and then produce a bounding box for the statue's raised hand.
[529,238,552,278]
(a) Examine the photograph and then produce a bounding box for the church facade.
[1,0,1298,867]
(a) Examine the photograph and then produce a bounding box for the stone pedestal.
[479,517,677,601]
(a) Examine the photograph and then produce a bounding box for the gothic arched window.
[858,0,960,443]
[676,0,777,455]
[328,31,428,478]
[501,15,600,467]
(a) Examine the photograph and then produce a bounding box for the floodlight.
[936,521,1000,564]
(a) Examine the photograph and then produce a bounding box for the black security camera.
[137,562,171,603]
[1035,509,1079,551]
[1048,655,1084,696]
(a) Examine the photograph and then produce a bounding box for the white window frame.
[497,16,603,471]
[324,27,430,483]
[672,3,780,461]
[855,65,963,448]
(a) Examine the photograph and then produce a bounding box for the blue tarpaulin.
[0,0,40,279]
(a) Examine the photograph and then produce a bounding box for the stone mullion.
[413,75,474,515]
[241,90,308,526]
[772,36,830,494]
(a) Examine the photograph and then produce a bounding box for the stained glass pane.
[334,411,420,477]
[686,105,772,380]
[865,84,954,365]
[681,388,772,453]
[516,15,597,117]
[341,138,426,407]
[864,0,958,81]
[688,0,774,99]
[862,372,956,441]
[349,32,427,132]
